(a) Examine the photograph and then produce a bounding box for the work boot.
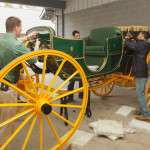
[136,115,150,122]
[133,110,141,115]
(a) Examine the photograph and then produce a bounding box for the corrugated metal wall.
[64,0,118,14]
[55,0,119,15]
[56,0,150,38]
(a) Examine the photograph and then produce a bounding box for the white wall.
[0,7,55,33]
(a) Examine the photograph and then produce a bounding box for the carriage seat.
[84,27,122,57]
[85,46,105,57]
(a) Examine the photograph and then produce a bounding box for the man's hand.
[35,38,41,46]
[27,32,37,40]
[126,32,132,38]
[125,36,130,39]
[34,38,41,51]
[127,32,131,36]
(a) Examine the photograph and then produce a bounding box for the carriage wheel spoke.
[100,87,103,95]
[0,108,34,128]
[40,55,48,97]
[107,84,111,89]
[0,112,35,150]
[17,106,31,114]
[1,79,36,102]
[51,110,75,127]
[39,115,43,150]
[52,104,82,109]
[104,86,106,93]
[22,114,38,150]
[48,70,79,99]
[0,103,34,107]
[22,62,38,97]
[44,59,66,97]
[17,98,30,103]
[45,115,61,143]
[49,87,84,102]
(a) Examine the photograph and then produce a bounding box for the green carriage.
[1,25,150,150]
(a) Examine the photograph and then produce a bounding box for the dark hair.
[141,31,150,40]
[6,16,21,32]
[72,30,80,36]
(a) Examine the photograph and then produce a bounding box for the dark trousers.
[67,80,83,99]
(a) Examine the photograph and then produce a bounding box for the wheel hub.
[36,99,52,115]
[41,104,52,115]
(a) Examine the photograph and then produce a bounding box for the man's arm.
[17,36,29,42]
[125,38,138,52]
[17,32,37,42]
[12,39,40,64]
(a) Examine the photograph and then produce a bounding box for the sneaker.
[136,115,150,122]
[133,110,141,115]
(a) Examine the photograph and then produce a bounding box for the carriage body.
[26,26,123,81]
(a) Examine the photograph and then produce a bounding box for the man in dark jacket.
[125,31,150,121]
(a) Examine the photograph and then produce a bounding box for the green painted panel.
[53,37,83,58]
[85,56,105,66]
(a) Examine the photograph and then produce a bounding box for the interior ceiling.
[0,0,67,21]
[0,0,66,9]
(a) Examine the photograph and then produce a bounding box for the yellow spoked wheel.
[145,77,150,111]
[17,71,40,113]
[89,78,114,97]
[0,50,88,150]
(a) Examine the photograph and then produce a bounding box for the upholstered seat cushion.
[89,27,122,46]
[85,46,105,57]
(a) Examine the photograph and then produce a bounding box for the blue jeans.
[136,78,150,117]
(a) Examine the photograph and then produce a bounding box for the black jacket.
[125,38,150,78]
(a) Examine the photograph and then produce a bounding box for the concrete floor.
[80,85,150,150]
[8,75,150,150]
